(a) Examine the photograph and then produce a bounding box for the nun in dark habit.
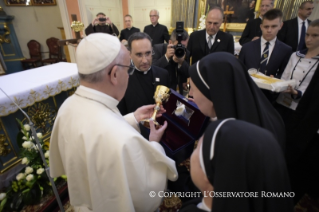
[188,52,286,150]
[179,119,293,212]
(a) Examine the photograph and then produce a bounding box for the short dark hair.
[207,6,224,19]
[127,32,152,51]
[309,19,319,28]
[262,9,283,23]
[124,14,132,19]
[299,1,313,9]
[170,29,189,42]
[96,12,106,17]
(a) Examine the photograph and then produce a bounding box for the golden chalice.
[141,85,171,128]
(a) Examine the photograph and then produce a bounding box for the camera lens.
[175,46,185,58]
[99,18,106,21]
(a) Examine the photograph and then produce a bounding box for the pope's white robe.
[49,85,178,212]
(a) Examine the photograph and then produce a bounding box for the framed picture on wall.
[31,0,56,6]
[4,0,32,6]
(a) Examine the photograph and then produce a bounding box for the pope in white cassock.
[49,33,178,212]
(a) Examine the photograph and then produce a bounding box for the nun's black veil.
[202,120,293,212]
[189,52,285,149]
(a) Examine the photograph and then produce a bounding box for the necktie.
[298,21,306,51]
[208,35,213,49]
[259,42,270,75]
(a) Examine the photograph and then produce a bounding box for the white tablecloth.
[0,62,79,117]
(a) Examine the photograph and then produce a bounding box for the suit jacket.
[143,23,169,45]
[85,23,119,36]
[239,38,292,78]
[152,43,189,94]
[278,17,311,52]
[118,66,169,115]
[187,29,234,64]
[239,18,262,45]
[119,27,140,41]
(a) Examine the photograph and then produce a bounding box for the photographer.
[85,12,119,36]
[153,27,189,95]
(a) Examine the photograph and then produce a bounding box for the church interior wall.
[0,1,63,59]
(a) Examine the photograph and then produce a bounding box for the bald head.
[205,7,224,36]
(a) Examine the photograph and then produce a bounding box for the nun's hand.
[149,120,168,142]
[134,104,166,122]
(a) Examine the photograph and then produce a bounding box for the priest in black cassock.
[119,14,140,43]
[143,9,169,46]
[85,12,119,36]
[118,32,169,115]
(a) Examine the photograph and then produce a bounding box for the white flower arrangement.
[22,141,33,149]
[23,124,31,131]
[199,15,206,29]
[197,4,210,30]
[45,151,49,158]
[26,174,34,182]
[16,173,25,181]
[37,168,44,175]
[0,193,6,201]
[21,157,29,165]
[25,167,33,175]
[0,119,67,211]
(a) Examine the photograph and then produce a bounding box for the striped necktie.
[259,42,270,75]
[208,35,213,49]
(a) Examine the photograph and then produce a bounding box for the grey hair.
[299,1,314,9]
[150,9,159,16]
[261,0,274,6]
[78,68,107,83]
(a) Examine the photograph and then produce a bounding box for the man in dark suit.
[143,9,169,45]
[239,9,292,104]
[153,29,189,95]
[187,6,234,65]
[118,32,169,115]
[239,0,273,45]
[85,12,119,36]
[278,1,314,52]
[119,14,140,44]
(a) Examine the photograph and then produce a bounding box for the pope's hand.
[149,120,168,142]
[134,104,166,123]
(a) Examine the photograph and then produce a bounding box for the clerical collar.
[152,23,158,27]
[135,66,151,74]
[127,27,132,30]
[259,16,262,20]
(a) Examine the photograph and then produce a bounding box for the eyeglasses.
[108,64,135,75]
[149,15,158,17]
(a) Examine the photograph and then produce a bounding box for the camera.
[99,18,106,22]
[173,21,186,58]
